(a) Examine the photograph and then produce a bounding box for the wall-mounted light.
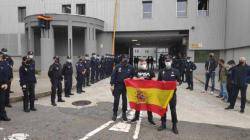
[132,39,138,42]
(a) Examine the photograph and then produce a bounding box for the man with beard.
[130,58,156,125]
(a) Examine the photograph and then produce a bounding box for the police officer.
[1,48,13,108]
[95,54,101,82]
[76,57,86,94]
[131,58,156,125]
[110,55,135,121]
[185,57,196,90]
[62,56,73,97]
[84,54,91,86]
[100,56,105,80]
[157,56,181,134]
[19,55,37,112]
[90,53,97,84]
[0,52,11,121]
[48,56,65,106]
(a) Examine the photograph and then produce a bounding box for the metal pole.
[112,0,119,55]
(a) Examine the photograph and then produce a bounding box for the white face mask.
[138,64,147,70]
[187,59,190,62]
[2,52,7,55]
[165,62,172,69]
[28,55,34,59]
[67,59,72,63]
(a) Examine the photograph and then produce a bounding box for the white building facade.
[0,0,249,72]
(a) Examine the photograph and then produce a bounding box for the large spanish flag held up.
[124,79,176,117]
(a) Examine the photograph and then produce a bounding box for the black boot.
[240,109,245,113]
[157,125,166,131]
[58,99,65,102]
[112,113,117,121]
[130,117,139,123]
[172,124,179,134]
[122,112,128,121]
[51,102,57,106]
[225,105,234,110]
[148,119,156,125]
[1,116,11,121]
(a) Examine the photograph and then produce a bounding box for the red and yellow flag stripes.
[125,79,176,116]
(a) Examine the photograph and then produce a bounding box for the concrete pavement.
[1,78,250,140]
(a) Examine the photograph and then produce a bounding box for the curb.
[194,76,250,103]
[9,86,76,103]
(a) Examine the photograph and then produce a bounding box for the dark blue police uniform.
[0,59,11,120]
[19,57,37,112]
[185,61,196,90]
[76,61,86,94]
[62,61,73,97]
[110,63,135,120]
[158,67,181,132]
[48,62,64,106]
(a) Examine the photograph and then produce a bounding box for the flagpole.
[112,0,119,55]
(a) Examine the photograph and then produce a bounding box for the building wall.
[224,0,250,63]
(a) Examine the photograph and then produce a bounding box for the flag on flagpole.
[125,79,176,117]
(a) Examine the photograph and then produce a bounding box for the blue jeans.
[220,81,228,100]
[205,72,215,91]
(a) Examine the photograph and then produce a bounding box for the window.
[177,0,187,17]
[194,50,219,63]
[18,7,26,22]
[62,5,71,14]
[198,0,209,16]
[142,1,152,19]
[76,4,86,15]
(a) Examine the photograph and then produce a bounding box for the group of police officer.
[48,53,115,106]
[110,54,196,134]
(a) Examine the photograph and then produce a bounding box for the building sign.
[191,43,202,49]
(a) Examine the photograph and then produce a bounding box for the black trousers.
[0,89,7,118]
[227,83,233,103]
[186,72,193,89]
[64,76,72,96]
[113,85,127,114]
[22,83,35,110]
[76,76,83,93]
[161,92,178,125]
[91,70,96,83]
[5,81,11,105]
[96,70,100,81]
[230,85,247,110]
[51,80,62,104]
[134,110,153,121]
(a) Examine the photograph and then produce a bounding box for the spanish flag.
[125,79,176,117]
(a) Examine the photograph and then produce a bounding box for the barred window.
[142,1,152,19]
[18,7,26,22]
[177,0,187,17]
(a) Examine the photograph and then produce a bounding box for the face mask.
[2,52,7,55]
[165,62,172,69]
[67,59,72,63]
[28,55,34,59]
[138,63,147,70]
[187,60,190,62]
[85,57,89,60]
